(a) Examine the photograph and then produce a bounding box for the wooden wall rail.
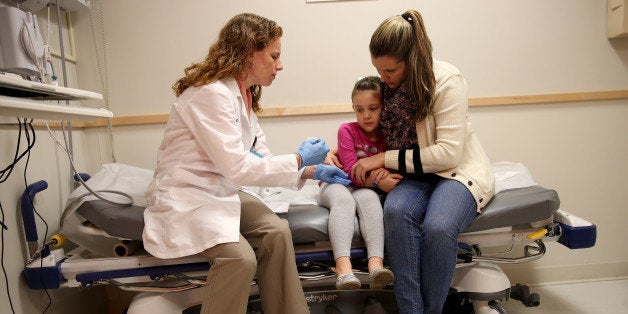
[66,90,627,128]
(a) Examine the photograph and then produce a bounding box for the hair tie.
[401,13,413,22]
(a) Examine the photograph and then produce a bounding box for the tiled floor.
[501,278,628,313]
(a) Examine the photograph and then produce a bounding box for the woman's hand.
[351,153,385,186]
[313,164,351,185]
[296,138,329,167]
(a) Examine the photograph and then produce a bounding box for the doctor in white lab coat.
[142,13,350,314]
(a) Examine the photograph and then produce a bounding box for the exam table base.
[126,261,519,314]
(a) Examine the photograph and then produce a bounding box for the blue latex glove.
[296,138,330,167]
[313,164,352,185]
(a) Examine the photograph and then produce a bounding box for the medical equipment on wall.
[0,6,52,78]
[10,0,91,12]
[21,162,597,314]
[0,0,91,78]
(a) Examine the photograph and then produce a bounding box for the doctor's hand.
[297,138,330,167]
[313,164,352,185]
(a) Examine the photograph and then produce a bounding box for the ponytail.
[370,10,435,121]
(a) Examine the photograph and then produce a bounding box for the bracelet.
[372,179,378,188]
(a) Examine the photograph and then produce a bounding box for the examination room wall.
[69,0,628,288]
[0,1,625,314]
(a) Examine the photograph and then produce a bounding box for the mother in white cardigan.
[350,9,495,314]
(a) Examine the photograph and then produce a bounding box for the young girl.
[318,76,401,290]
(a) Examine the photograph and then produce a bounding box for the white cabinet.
[608,0,628,38]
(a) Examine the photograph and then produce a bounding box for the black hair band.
[401,13,413,22]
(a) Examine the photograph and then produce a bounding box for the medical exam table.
[21,163,596,314]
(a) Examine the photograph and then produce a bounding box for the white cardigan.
[384,61,495,212]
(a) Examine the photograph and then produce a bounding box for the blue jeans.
[384,176,477,314]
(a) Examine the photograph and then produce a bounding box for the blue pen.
[250,150,263,158]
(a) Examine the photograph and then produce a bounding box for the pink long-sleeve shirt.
[337,122,387,187]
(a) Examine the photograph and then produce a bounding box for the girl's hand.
[351,153,385,186]
[377,173,403,193]
[324,148,343,168]
[370,168,390,184]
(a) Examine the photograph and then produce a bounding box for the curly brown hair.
[172,13,283,113]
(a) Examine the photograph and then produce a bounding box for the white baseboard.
[500,261,628,286]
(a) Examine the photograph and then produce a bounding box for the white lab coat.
[142,78,304,259]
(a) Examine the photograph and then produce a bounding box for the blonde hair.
[369,9,435,122]
[172,13,283,113]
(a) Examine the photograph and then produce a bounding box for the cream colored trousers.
[199,195,309,314]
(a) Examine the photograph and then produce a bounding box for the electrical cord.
[20,118,52,313]
[45,121,133,206]
[0,117,38,314]
[89,1,117,163]
[0,119,36,183]
[44,5,56,83]
[0,201,15,314]
[0,203,15,314]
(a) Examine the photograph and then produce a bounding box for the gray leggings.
[318,183,385,259]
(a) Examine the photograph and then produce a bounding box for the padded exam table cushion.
[76,185,559,244]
